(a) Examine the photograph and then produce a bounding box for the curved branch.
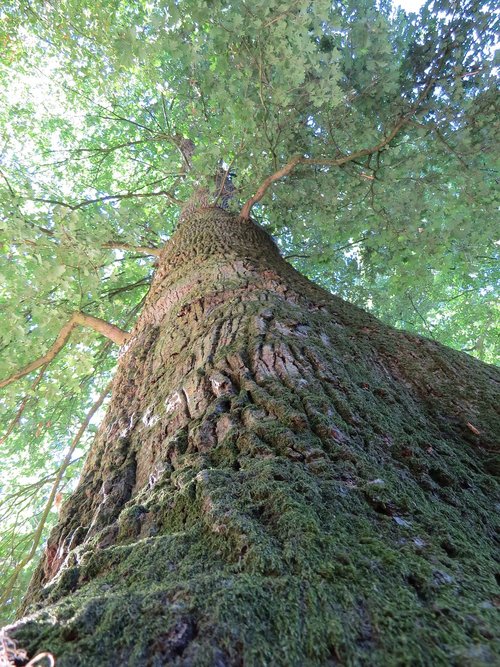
[74,312,130,345]
[0,313,129,389]
[240,156,302,219]
[240,120,406,219]
[240,41,450,221]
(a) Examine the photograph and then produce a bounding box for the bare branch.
[0,378,113,610]
[0,313,129,390]
[102,242,162,257]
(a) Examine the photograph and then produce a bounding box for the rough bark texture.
[6,208,500,666]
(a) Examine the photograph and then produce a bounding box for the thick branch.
[240,156,302,219]
[74,312,130,346]
[0,313,129,389]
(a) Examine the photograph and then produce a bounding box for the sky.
[396,0,426,11]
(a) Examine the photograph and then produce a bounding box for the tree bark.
[5,208,499,666]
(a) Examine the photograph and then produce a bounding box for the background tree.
[0,0,498,661]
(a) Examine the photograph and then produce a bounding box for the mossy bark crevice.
[6,208,499,666]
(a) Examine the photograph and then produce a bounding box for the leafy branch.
[241,28,455,219]
[31,180,182,210]
[0,365,48,444]
[239,118,408,219]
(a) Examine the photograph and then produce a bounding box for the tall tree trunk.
[6,209,499,666]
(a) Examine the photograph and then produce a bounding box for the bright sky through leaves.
[396,0,425,11]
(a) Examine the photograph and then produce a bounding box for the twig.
[0,313,129,390]
[407,293,434,338]
[0,379,113,610]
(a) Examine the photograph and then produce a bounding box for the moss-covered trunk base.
[5,209,499,666]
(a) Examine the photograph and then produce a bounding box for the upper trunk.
[6,208,499,666]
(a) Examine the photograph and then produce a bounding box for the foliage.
[0,0,498,621]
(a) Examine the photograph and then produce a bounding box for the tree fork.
[4,208,499,666]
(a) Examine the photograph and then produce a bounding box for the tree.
[0,0,498,664]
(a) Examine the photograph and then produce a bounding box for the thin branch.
[213,164,232,207]
[61,135,170,155]
[96,113,157,135]
[407,293,434,338]
[443,286,483,303]
[0,168,15,196]
[0,365,48,444]
[103,276,151,300]
[434,128,469,169]
[102,242,162,257]
[0,312,129,390]
[0,379,113,610]
[334,236,369,253]
[409,120,469,169]
[32,186,181,211]
[283,237,368,262]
